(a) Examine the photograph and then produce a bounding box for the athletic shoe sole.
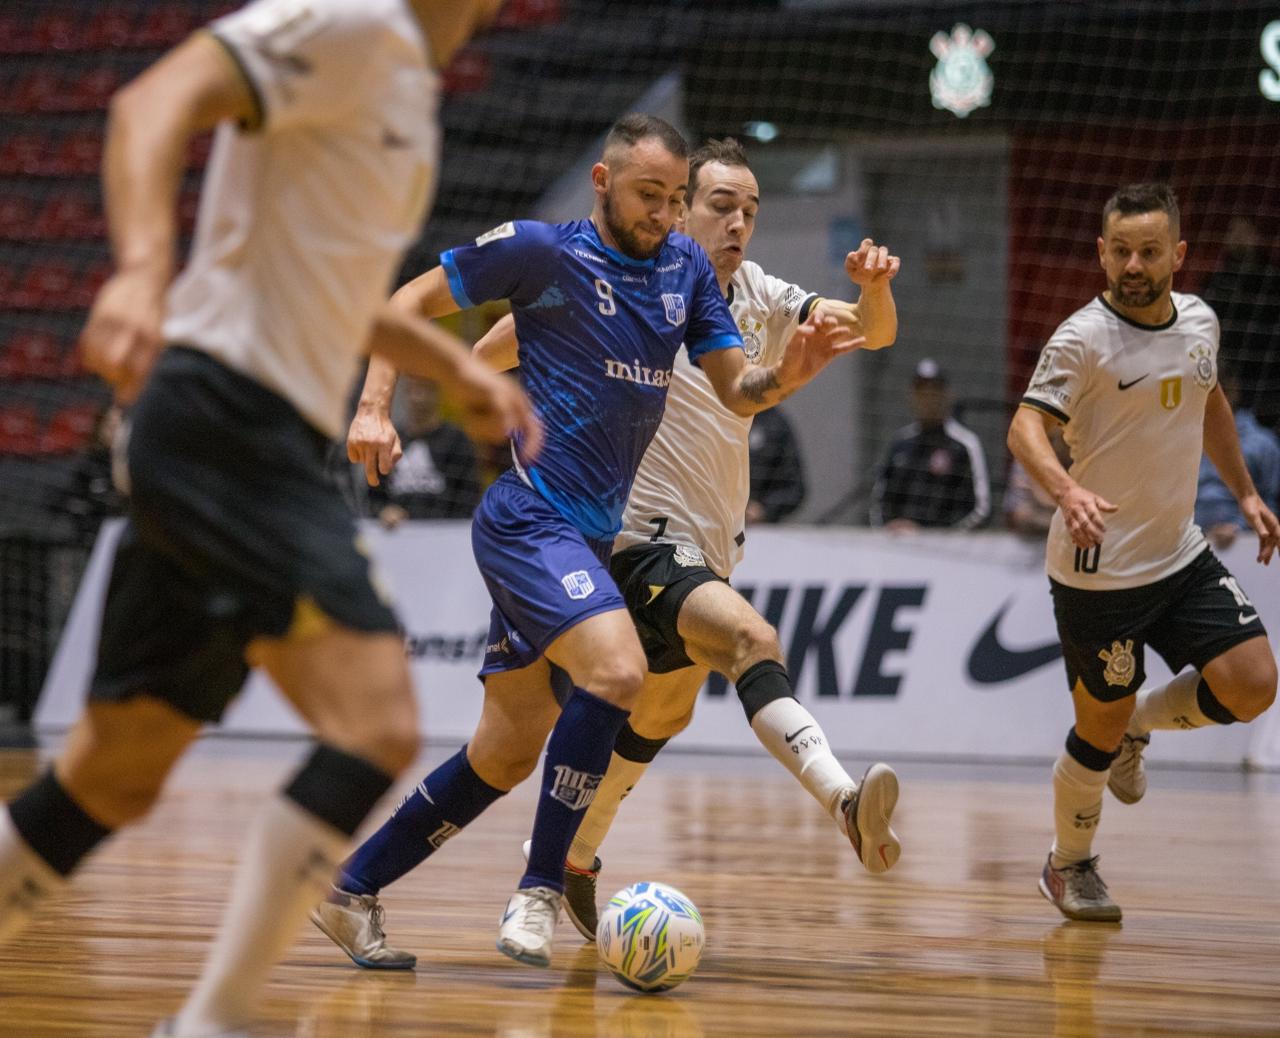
[309,908,417,971]
[849,763,902,875]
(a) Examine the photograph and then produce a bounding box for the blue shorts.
[472,471,625,691]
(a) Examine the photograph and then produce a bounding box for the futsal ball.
[596,881,704,993]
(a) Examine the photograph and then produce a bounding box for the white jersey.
[1022,292,1218,590]
[614,260,818,576]
[164,0,439,438]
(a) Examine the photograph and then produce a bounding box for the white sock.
[174,795,347,1035]
[0,808,66,944]
[567,751,648,871]
[1130,670,1209,734]
[749,698,854,829]
[1049,751,1110,869]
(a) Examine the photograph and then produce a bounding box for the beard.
[1109,271,1169,308]
[602,189,668,260]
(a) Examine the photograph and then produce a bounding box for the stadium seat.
[0,131,48,175]
[0,70,61,114]
[132,6,203,49]
[61,67,123,112]
[0,329,66,379]
[443,49,492,95]
[50,128,102,176]
[0,12,31,55]
[495,0,562,29]
[0,195,31,239]
[32,195,103,240]
[0,406,42,456]
[41,403,98,455]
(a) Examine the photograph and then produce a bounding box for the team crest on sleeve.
[662,293,687,327]
[1189,343,1215,389]
[561,570,596,600]
[476,221,516,246]
[1098,639,1136,688]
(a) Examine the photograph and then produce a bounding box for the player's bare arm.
[473,313,519,372]
[700,312,864,416]
[1008,404,1115,549]
[818,238,901,350]
[1202,384,1280,564]
[82,32,256,403]
[350,267,472,485]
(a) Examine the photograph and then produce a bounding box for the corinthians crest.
[1189,342,1215,390]
[929,24,995,119]
[1098,639,1137,688]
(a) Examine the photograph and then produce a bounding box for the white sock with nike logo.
[1050,751,1109,868]
[749,698,853,830]
[1130,669,1209,734]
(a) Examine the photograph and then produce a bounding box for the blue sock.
[337,745,504,896]
[521,688,629,893]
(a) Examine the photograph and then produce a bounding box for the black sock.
[284,744,395,838]
[736,659,793,723]
[7,770,113,877]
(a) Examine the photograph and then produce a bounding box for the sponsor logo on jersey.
[662,293,687,327]
[549,765,602,811]
[673,544,705,567]
[1098,638,1137,688]
[476,221,516,246]
[572,247,607,263]
[1159,376,1182,410]
[656,259,685,273]
[929,23,995,119]
[781,285,806,319]
[561,570,596,600]
[604,359,673,387]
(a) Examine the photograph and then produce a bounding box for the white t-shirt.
[1022,292,1218,590]
[614,260,818,577]
[163,0,440,437]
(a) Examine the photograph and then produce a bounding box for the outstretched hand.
[776,311,866,393]
[845,238,901,288]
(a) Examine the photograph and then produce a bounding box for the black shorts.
[90,347,400,723]
[1050,547,1268,703]
[609,542,726,673]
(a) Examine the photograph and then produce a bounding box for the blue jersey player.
[314,115,862,970]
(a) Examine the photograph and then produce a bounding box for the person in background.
[747,405,806,523]
[1195,366,1280,552]
[871,358,990,531]
[370,376,482,525]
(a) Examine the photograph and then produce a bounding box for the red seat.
[83,9,137,50]
[32,194,103,240]
[133,6,202,48]
[0,330,66,379]
[42,403,99,454]
[0,406,42,456]
[32,11,82,52]
[0,131,48,175]
[495,0,562,28]
[443,49,491,95]
[7,260,76,310]
[0,194,31,239]
[50,129,102,176]
[0,70,61,114]
[0,13,33,55]
[61,67,123,112]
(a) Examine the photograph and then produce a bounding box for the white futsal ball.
[596,881,704,993]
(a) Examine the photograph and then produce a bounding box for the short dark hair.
[688,137,750,199]
[1102,183,1180,237]
[602,114,688,167]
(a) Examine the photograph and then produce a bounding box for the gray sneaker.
[496,885,561,968]
[520,838,600,942]
[1108,732,1150,805]
[310,885,416,970]
[1039,855,1123,922]
[841,763,902,875]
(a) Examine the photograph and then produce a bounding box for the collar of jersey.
[1097,294,1178,331]
[582,220,660,270]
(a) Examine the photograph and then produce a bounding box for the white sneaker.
[309,885,416,970]
[496,886,561,968]
[521,838,600,942]
[840,763,902,875]
[1108,732,1150,805]
[1039,854,1122,923]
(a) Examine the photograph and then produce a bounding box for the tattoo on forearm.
[741,367,781,405]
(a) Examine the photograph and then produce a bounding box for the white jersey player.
[552,139,903,940]
[1010,183,1278,924]
[0,3,535,1037]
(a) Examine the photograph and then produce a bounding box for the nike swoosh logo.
[1239,612,1259,625]
[784,725,813,744]
[1117,375,1149,390]
[966,599,1062,684]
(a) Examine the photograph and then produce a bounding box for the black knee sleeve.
[736,659,793,724]
[8,770,113,877]
[1065,727,1118,772]
[1196,677,1239,726]
[613,722,668,764]
[284,744,395,837]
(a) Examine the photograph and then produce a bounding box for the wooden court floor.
[2,739,1279,1037]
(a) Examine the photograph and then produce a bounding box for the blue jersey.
[441,218,742,539]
